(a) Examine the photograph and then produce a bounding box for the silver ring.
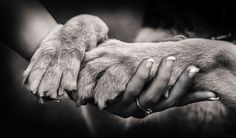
[136,97,153,116]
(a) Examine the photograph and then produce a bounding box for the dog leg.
[23,15,108,102]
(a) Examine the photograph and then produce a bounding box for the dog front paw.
[23,25,82,100]
[76,41,141,109]
[23,14,109,102]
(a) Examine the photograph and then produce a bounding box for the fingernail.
[167,56,176,61]
[208,97,220,101]
[146,58,154,69]
[164,90,169,98]
[187,66,200,78]
[166,56,176,67]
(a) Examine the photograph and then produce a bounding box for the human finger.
[152,65,199,111]
[138,56,176,108]
[177,91,219,106]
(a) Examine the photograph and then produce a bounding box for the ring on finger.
[136,97,153,116]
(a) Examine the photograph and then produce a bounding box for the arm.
[0,1,216,119]
[0,0,57,60]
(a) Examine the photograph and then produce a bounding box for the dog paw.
[23,14,109,102]
[76,41,141,109]
[23,25,82,100]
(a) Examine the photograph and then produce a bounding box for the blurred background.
[1,0,236,137]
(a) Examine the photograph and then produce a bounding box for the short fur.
[23,14,108,99]
[23,15,236,137]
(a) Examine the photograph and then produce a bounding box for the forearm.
[0,0,57,61]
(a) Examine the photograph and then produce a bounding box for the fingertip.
[147,58,154,63]
[136,58,154,80]
[165,57,175,69]
[165,66,199,104]
[204,91,219,101]
[194,91,218,101]
[187,65,200,78]
[180,91,219,106]
[146,58,154,70]
[208,97,220,101]
[204,91,217,98]
[166,56,176,62]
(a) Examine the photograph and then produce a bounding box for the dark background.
[1,0,236,137]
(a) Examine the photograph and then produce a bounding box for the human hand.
[74,39,222,111]
[104,57,218,118]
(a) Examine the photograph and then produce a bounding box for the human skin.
[0,0,216,119]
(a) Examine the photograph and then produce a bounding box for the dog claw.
[38,97,44,104]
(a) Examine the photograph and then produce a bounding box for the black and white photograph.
[1,0,236,137]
